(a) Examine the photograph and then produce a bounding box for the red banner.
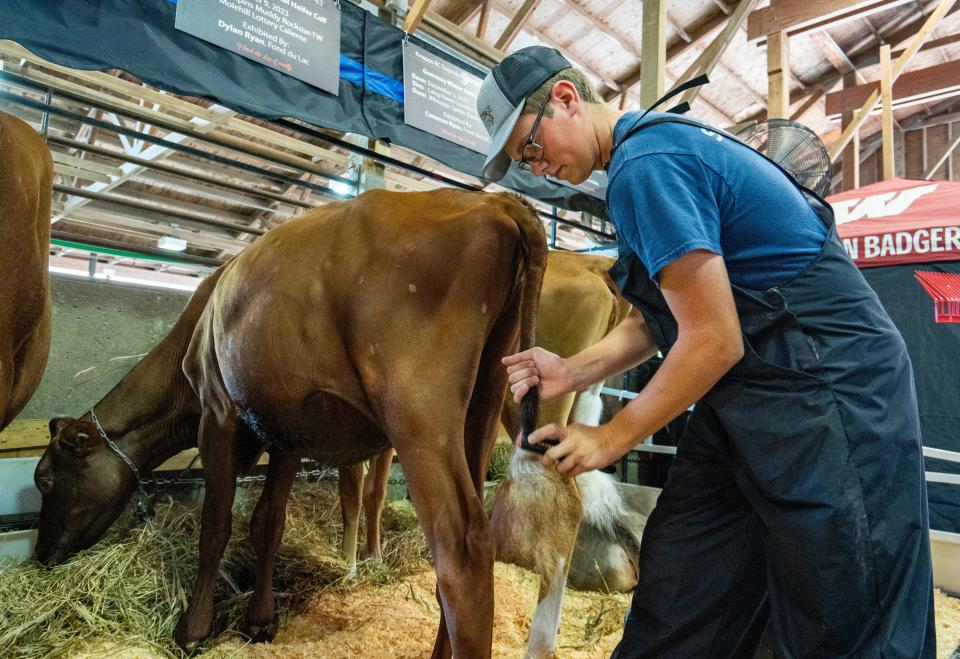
[828,179,960,268]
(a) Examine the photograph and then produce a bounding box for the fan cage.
[734,119,832,197]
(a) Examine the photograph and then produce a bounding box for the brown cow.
[172,188,545,654]
[0,112,53,431]
[33,266,225,565]
[344,251,643,659]
[493,250,636,659]
[33,261,376,575]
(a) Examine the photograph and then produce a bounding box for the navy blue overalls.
[606,116,936,658]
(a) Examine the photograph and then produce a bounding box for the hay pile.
[0,481,430,658]
[1,479,959,658]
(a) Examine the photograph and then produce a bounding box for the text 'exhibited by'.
[176,0,340,95]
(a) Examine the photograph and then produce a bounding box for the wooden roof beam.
[825,58,960,116]
[747,0,915,43]
[476,0,492,39]
[602,9,730,101]
[827,0,956,162]
[402,0,436,34]
[742,3,956,124]
[494,0,542,50]
[677,0,759,106]
[709,0,733,15]
[808,29,865,81]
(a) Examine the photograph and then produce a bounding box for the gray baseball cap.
[477,46,572,181]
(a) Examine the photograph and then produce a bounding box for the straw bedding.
[0,481,957,658]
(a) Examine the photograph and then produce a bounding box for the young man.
[478,45,935,657]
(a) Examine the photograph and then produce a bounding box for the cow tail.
[508,194,548,445]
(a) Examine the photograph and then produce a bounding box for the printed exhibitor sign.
[403,44,491,154]
[176,0,340,95]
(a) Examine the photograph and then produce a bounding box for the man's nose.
[532,159,549,177]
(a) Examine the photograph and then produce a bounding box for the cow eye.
[36,476,54,494]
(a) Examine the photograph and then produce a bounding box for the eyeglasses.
[517,97,548,172]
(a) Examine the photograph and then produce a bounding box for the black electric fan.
[733,119,832,197]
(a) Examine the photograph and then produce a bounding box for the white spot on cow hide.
[481,302,488,315]
[575,471,625,536]
[408,283,417,293]
[358,275,365,285]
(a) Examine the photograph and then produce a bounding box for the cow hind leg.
[362,448,393,562]
[174,411,240,649]
[338,463,363,577]
[527,557,569,659]
[245,450,300,643]
[395,429,494,659]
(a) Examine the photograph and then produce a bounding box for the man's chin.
[567,170,589,185]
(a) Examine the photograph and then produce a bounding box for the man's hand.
[501,346,573,403]
[524,422,621,477]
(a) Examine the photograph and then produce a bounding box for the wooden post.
[767,29,790,119]
[880,44,895,180]
[640,0,665,107]
[841,72,860,190]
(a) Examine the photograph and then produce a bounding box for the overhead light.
[158,235,187,251]
[329,180,353,197]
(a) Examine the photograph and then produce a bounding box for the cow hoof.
[245,612,280,643]
[174,613,211,651]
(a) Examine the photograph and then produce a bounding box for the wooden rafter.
[743,4,958,123]
[747,0,914,43]
[825,59,960,115]
[710,0,733,14]
[677,0,759,106]
[494,0,542,50]
[402,0,436,34]
[476,0,491,39]
[808,29,864,80]
[602,9,730,102]
[827,0,956,162]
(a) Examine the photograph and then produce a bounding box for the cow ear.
[48,416,74,439]
[58,426,102,459]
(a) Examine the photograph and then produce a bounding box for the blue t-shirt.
[606,112,827,291]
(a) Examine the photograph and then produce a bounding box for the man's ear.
[48,416,74,439]
[551,80,580,113]
[58,426,102,459]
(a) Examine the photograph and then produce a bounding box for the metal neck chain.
[89,408,153,521]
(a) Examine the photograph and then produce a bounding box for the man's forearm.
[566,307,658,392]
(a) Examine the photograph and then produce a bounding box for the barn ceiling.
[1,0,959,285]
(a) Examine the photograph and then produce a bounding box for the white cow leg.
[572,382,604,426]
[526,558,567,659]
